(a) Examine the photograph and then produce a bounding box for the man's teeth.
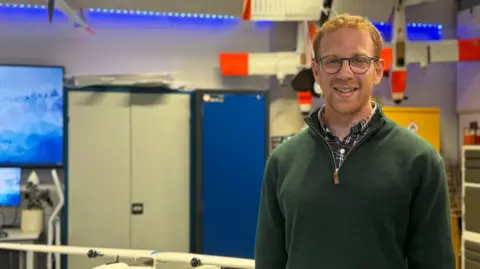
[334,88,357,93]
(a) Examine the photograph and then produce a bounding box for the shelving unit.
[461,145,480,269]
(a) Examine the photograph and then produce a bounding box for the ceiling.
[7,0,244,16]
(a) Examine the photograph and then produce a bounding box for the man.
[254,13,455,269]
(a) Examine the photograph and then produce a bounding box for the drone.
[24,175,54,210]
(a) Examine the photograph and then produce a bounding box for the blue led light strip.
[373,21,442,30]
[0,2,443,34]
[0,3,239,19]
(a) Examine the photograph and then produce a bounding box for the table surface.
[0,228,40,242]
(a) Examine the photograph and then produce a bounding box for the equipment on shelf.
[464,121,480,145]
[64,73,192,91]
[22,169,64,269]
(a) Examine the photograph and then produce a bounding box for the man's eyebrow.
[353,52,369,56]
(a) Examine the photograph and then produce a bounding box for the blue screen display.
[0,167,21,207]
[0,65,64,166]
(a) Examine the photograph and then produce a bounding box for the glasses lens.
[321,56,342,74]
[349,56,371,74]
[320,55,372,74]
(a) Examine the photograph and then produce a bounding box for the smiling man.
[254,14,456,269]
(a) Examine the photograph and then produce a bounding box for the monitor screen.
[0,65,64,166]
[0,167,21,207]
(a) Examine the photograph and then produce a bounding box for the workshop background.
[0,0,479,268]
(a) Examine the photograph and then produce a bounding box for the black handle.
[131,203,144,215]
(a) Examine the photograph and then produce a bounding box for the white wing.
[0,243,254,268]
[152,252,254,268]
[247,0,395,22]
[0,243,154,259]
[44,0,93,33]
[332,0,395,22]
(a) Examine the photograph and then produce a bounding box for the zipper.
[306,118,384,185]
[305,120,337,183]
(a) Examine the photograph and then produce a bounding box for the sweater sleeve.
[254,154,287,269]
[406,153,456,269]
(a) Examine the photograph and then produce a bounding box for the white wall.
[457,5,480,161]
[0,10,272,90]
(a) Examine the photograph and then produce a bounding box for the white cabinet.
[67,90,191,269]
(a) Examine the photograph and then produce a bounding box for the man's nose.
[337,60,354,80]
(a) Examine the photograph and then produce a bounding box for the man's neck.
[323,101,373,140]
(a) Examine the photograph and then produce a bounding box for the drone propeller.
[47,0,55,23]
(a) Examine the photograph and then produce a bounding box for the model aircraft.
[46,0,94,34]
[0,243,254,269]
[219,0,480,104]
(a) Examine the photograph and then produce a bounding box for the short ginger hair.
[312,13,384,59]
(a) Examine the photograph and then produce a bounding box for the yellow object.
[382,107,440,151]
[451,216,461,269]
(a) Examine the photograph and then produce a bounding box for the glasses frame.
[316,55,380,75]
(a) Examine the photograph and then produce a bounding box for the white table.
[0,228,41,269]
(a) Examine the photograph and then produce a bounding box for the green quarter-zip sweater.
[254,105,455,269]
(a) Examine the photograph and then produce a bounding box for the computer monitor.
[0,65,64,167]
[0,167,22,207]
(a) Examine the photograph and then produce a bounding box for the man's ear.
[312,60,321,84]
[373,58,385,84]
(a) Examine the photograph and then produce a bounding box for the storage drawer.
[465,169,480,184]
[466,240,480,269]
[466,150,480,159]
[465,187,480,234]
[467,259,480,269]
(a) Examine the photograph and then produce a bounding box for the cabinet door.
[130,93,191,252]
[382,107,440,151]
[68,91,131,269]
[196,92,267,259]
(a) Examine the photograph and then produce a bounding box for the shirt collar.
[317,101,377,135]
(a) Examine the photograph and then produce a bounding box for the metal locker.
[192,90,269,259]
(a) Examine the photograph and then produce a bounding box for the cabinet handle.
[131,203,144,215]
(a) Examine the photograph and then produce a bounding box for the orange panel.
[458,38,480,61]
[307,22,317,40]
[297,91,312,105]
[380,47,393,71]
[241,0,251,20]
[219,53,249,76]
[391,70,407,94]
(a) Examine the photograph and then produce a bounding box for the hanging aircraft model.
[46,0,94,33]
[219,0,480,104]
[0,243,254,269]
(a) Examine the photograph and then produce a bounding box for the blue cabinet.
[192,90,269,259]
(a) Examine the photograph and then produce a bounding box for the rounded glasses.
[318,55,379,74]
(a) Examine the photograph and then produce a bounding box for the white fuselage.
[392,0,407,71]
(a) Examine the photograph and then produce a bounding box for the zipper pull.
[333,169,339,185]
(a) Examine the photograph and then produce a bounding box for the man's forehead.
[319,28,375,56]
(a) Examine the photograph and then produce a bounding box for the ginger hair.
[312,13,384,59]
